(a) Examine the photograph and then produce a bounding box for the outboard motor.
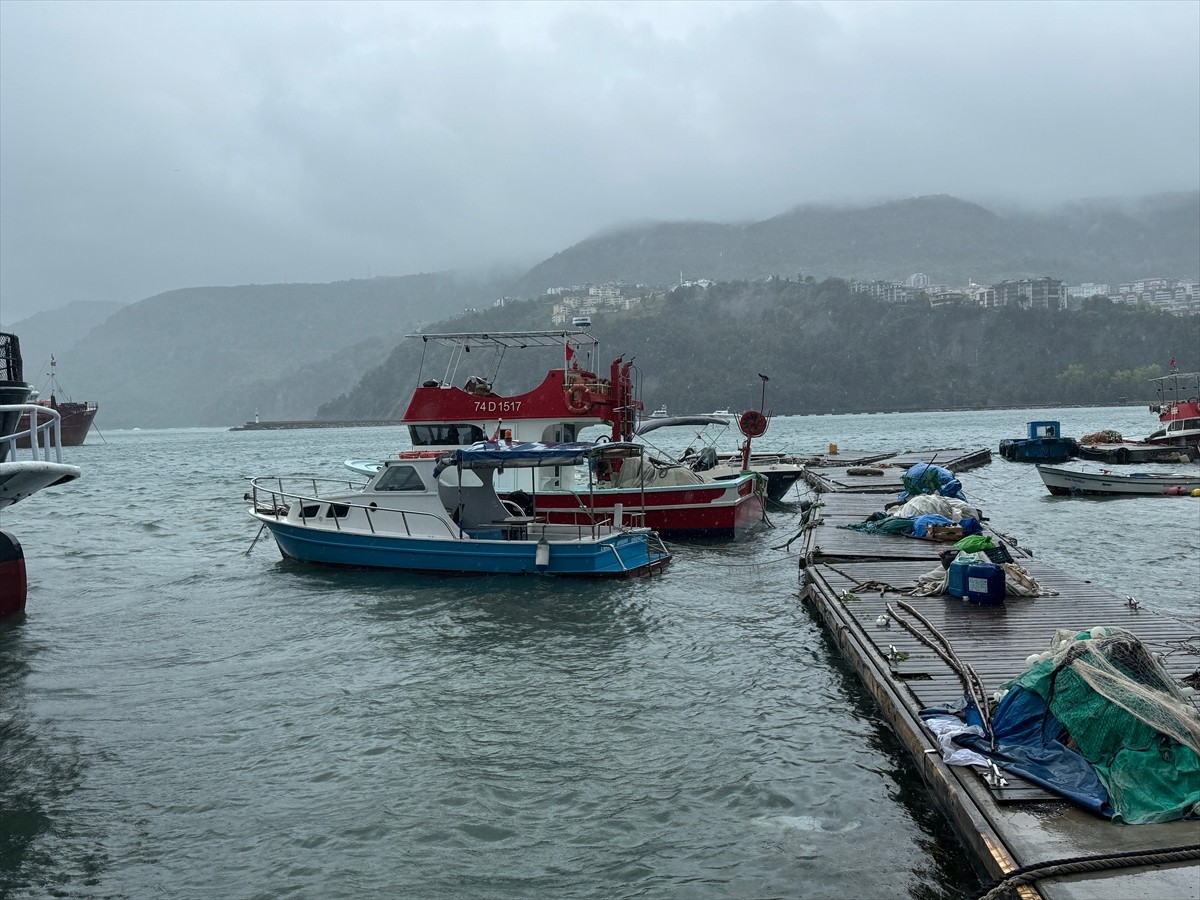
[693,446,718,472]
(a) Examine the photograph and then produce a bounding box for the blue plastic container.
[947,556,971,597]
[964,563,1005,605]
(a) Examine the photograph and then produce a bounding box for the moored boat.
[998,420,1078,463]
[635,414,805,502]
[1145,370,1199,452]
[1035,463,1200,497]
[15,355,98,447]
[249,441,672,577]
[394,331,765,537]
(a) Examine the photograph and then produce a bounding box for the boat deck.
[799,449,1200,899]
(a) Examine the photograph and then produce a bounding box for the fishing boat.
[1145,370,1199,452]
[1035,463,1200,497]
[249,441,672,577]
[998,420,1078,463]
[636,414,805,502]
[393,331,764,537]
[15,354,98,447]
[1,332,82,617]
[648,405,669,419]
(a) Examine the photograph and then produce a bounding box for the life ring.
[565,387,590,414]
[1115,447,1131,464]
[739,410,768,438]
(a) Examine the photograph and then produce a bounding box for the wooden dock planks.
[799,448,1200,900]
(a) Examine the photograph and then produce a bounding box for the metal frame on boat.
[249,441,672,577]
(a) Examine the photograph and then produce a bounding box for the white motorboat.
[250,441,672,577]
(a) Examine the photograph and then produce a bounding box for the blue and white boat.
[248,441,672,577]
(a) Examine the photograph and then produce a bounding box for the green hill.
[322,279,1199,420]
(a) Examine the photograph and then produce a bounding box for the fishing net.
[841,513,915,536]
[1080,429,1124,444]
[1009,627,1200,824]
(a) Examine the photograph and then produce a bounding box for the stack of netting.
[1011,626,1200,824]
[1079,429,1125,444]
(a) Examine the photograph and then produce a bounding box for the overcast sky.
[1,0,1197,321]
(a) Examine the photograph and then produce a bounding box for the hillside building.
[990,277,1066,310]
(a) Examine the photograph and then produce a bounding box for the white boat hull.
[1036,464,1200,497]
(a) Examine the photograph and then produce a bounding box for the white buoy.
[535,539,550,568]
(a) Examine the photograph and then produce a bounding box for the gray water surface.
[3,407,1196,898]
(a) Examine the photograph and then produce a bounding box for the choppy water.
[2,406,1197,899]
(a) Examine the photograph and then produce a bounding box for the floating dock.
[798,447,1200,899]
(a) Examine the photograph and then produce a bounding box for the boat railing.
[0,403,66,464]
[249,476,459,538]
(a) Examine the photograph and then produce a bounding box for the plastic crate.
[983,544,1014,564]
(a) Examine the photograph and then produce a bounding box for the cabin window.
[375,465,426,492]
[409,424,486,446]
[438,468,485,487]
[544,423,576,442]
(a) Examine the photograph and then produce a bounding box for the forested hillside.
[320,279,1198,420]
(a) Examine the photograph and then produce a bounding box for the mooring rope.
[973,843,1200,900]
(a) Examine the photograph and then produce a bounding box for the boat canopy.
[435,440,644,475]
[636,415,730,435]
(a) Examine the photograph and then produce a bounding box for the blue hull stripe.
[263,521,668,577]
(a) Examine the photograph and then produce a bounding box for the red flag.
[565,344,575,363]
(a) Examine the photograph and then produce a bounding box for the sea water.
[2,406,1197,899]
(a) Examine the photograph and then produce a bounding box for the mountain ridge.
[5,190,1197,429]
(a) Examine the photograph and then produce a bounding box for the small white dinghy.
[1036,463,1200,497]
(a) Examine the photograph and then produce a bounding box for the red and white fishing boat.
[1145,370,1199,453]
[391,330,765,537]
[15,354,98,448]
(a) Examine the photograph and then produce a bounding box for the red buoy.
[0,529,27,618]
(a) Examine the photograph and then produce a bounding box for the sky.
[1,0,1197,321]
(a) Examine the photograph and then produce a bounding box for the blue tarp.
[897,463,967,502]
[943,686,1114,818]
[910,514,954,537]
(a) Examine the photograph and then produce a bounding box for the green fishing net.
[1010,627,1200,824]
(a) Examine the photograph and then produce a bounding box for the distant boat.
[648,405,669,418]
[15,355,97,447]
[710,408,733,418]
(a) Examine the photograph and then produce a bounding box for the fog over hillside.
[2,1,1195,321]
